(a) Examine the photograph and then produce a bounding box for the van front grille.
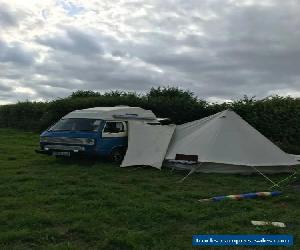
[44,145,85,151]
[40,137,94,145]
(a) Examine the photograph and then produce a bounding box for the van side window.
[103,122,125,133]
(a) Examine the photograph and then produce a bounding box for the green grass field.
[0,128,299,250]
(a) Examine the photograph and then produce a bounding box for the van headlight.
[40,137,49,143]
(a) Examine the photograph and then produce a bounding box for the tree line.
[0,87,299,154]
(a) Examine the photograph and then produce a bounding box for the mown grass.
[0,128,299,250]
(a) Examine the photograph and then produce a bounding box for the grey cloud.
[0,82,13,92]
[36,27,103,55]
[0,40,36,65]
[0,3,19,27]
[31,52,163,94]
[1,0,300,104]
[125,2,300,99]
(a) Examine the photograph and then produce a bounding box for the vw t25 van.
[36,106,159,162]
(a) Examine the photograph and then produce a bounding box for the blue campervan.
[36,106,160,162]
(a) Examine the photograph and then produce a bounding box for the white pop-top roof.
[63,106,157,121]
[166,109,298,166]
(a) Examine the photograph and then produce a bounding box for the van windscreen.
[50,119,102,131]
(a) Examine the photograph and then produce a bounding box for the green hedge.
[0,88,299,154]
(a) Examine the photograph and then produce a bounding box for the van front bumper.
[35,148,85,156]
[35,144,86,156]
[43,144,85,151]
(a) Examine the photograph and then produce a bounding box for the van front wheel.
[110,148,125,163]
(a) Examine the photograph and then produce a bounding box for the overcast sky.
[0,0,300,104]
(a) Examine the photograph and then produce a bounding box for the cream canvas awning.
[121,122,175,169]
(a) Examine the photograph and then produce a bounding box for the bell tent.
[165,109,298,174]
